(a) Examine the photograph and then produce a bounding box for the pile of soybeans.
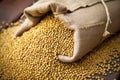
[0,14,120,80]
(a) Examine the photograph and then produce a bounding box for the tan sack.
[15,0,120,62]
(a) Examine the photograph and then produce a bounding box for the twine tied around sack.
[101,0,112,37]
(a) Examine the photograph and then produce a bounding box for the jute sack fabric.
[15,0,120,62]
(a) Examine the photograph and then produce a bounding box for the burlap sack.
[15,0,120,62]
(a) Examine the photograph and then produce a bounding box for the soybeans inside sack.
[0,14,120,80]
[14,0,120,62]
